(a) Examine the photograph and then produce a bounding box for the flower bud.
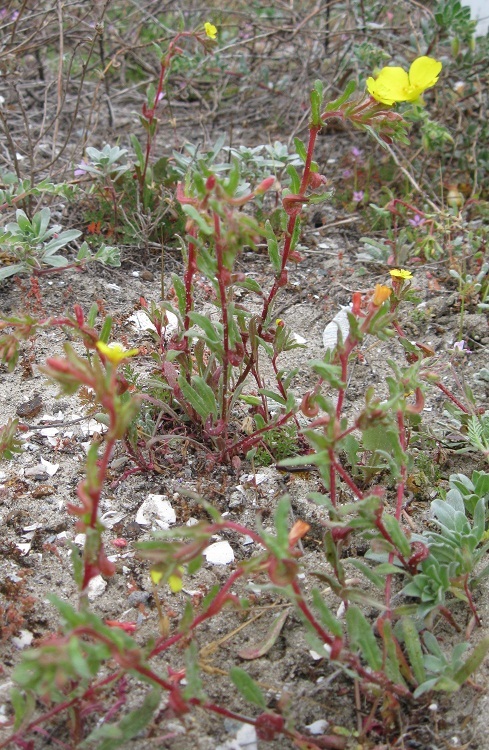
[255,176,276,194]
[372,284,392,306]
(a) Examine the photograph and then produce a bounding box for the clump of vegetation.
[0,1,488,747]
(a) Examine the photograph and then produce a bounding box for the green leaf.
[311,589,343,637]
[178,375,217,421]
[15,209,32,233]
[11,688,32,730]
[130,134,145,170]
[44,255,69,268]
[286,165,301,193]
[293,137,307,163]
[380,619,405,686]
[382,514,411,559]
[264,220,281,273]
[171,274,186,318]
[83,688,161,749]
[453,636,489,686]
[181,204,213,235]
[345,605,382,671]
[183,641,206,700]
[258,388,286,406]
[230,667,266,708]
[399,617,426,685]
[187,311,222,345]
[0,263,25,280]
[310,87,322,127]
[43,229,81,255]
[68,542,83,587]
[99,317,113,344]
[324,80,356,112]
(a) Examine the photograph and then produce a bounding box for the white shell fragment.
[135,494,176,528]
[128,309,178,336]
[40,457,59,476]
[203,541,235,565]
[128,309,158,333]
[79,419,106,437]
[239,473,268,486]
[11,630,34,650]
[306,719,329,735]
[87,575,107,600]
[291,332,307,345]
[40,427,59,437]
[322,305,352,351]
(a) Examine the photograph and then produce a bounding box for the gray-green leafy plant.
[0,207,120,280]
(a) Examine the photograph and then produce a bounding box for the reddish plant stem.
[213,210,230,434]
[222,409,296,460]
[259,125,321,328]
[384,410,407,613]
[183,228,198,353]
[332,459,364,499]
[434,380,470,414]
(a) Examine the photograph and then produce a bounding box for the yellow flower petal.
[367,67,410,105]
[409,56,442,91]
[168,573,183,593]
[390,268,413,280]
[204,22,217,39]
[151,569,164,585]
[96,341,139,365]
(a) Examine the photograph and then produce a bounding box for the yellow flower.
[96,341,139,365]
[151,567,184,593]
[367,56,442,105]
[204,22,217,39]
[372,284,392,306]
[389,268,413,280]
[168,572,183,593]
[150,569,164,585]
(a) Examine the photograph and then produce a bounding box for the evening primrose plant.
[3,56,489,749]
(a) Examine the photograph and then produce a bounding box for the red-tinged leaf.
[238,609,289,660]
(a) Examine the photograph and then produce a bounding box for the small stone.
[306,719,329,735]
[87,575,107,600]
[135,495,176,528]
[127,590,151,607]
[203,540,235,565]
[11,630,34,650]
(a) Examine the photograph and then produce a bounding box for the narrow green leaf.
[98,317,113,344]
[399,617,426,684]
[293,137,307,163]
[382,514,411,559]
[380,619,406,686]
[181,204,213,235]
[0,263,25,280]
[311,589,342,637]
[89,688,161,750]
[230,667,266,708]
[324,80,356,112]
[453,636,489,686]
[345,605,382,671]
[178,375,217,421]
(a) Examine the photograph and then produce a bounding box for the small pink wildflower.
[409,214,426,227]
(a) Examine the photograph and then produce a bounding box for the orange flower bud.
[372,284,392,306]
